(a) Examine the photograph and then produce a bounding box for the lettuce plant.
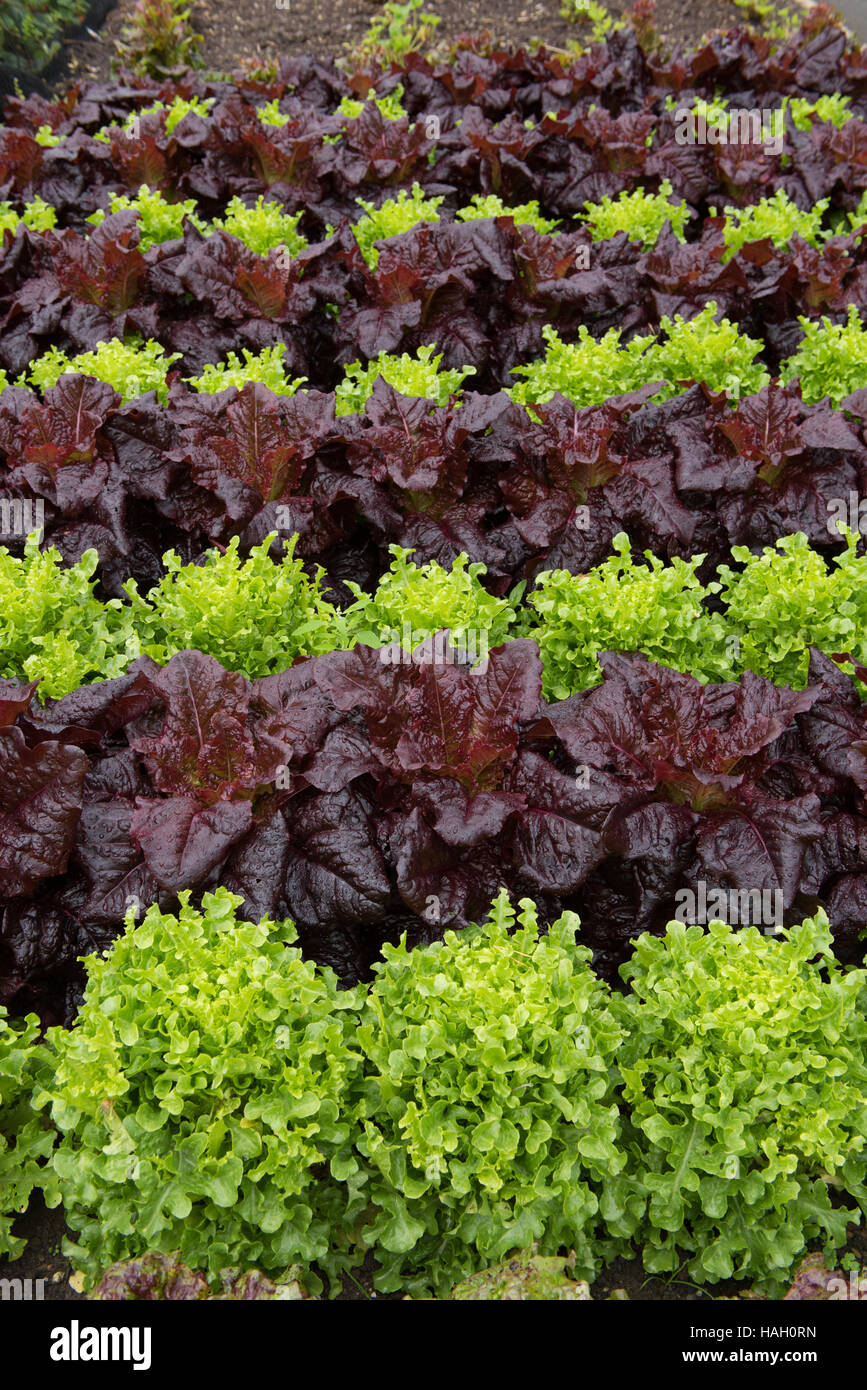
[39,889,365,1290]
[35,125,63,147]
[560,0,622,40]
[337,85,407,121]
[579,179,689,249]
[0,195,57,237]
[138,96,214,133]
[781,305,867,405]
[0,1008,58,1261]
[94,1251,309,1299]
[664,93,729,124]
[352,183,443,269]
[455,194,561,235]
[509,305,768,408]
[449,1249,591,1300]
[717,529,867,688]
[343,546,521,651]
[509,322,654,408]
[782,93,852,130]
[0,539,140,700]
[93,97,213,145]
[26,338,181,405]
[187,345,306,396]
[87,185,205,251]
[616,914,867,1286]
[335,344,475,414]
[526,535,733,700]
[257,98,294,128]
[210,195,307,259]
[716,189,829,260]
[648,302,769,401]
[126,535,345,676]
[112,3,204,82]
[354,891,625,1296]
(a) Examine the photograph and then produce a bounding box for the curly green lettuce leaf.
[352,182,443,269]
[355,890,625,1297]
[616,913,867,1288]
[0,538,140,700]
[343,545,521,653]
[26,338,181,405]
[186,344,306,396]
[39,888,366,1291]
[525,534,734,700]
[335,344,475,414]
[579,179,689,250]
[125,534,345,676]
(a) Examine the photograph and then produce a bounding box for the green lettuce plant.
[0,539,140,700]
[616,914,867,1286]
[847,189,867,235]
[717,528,867,688]
[560,0,622,40]
[455,194,561,235]
[782,93,852,130]
[352,183,443,269]
[125,535,345,676]
[579,179,689,249]
[716,188,829,260]
[87,185,206,251]
[647,302,769,402]
[210,195,307,258]
[186,344,306,396]
[0,1008,58,1261]
[26,338,181,405]
[781,304,867,405]
[335,343,475,414]
[0,195,57,237]
[35,125,63,147]
[449,1249,592,1300]
[525,535,733,699]
[343,546,521,651]
[337,84,407,121]
[354,891,626,1297]
[94,96,213,145]
[137,95,213,133]
[39,889,365,1291]
[508,322,654,408]
[664,93,728,124]
[509,305,769,409]
[257,97,294,128]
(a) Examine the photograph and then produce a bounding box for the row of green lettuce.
[2,296,865,409]
[2,887,865,1296]
[6,171,863,266]
[4,526,866,701]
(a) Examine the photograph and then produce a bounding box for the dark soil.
[60,0,747,89]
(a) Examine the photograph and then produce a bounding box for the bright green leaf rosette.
[0,1007,59,1260]
[615,914,867,1288]
[37,889,366,1293]
[353,891,626,1297]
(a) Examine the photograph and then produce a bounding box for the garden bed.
[3,0,867,1308]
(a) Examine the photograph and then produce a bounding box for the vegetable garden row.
[3,8,867,1300]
